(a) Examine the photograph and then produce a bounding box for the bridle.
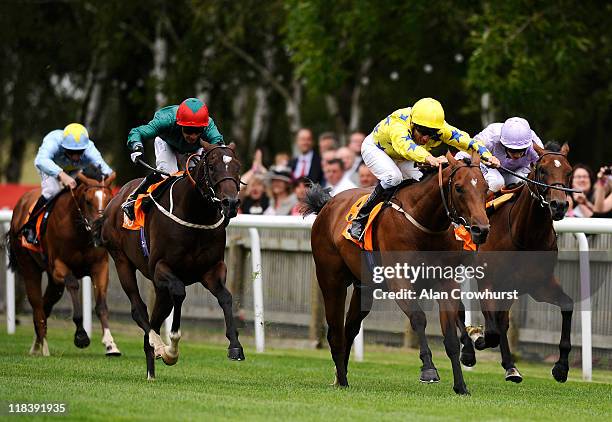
[438,161,482,230]
[506,152,572,249]
[185,145,242,208]
[70,184,112,233]
[495,152,579,208]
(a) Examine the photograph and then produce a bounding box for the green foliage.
[467,0,611,161]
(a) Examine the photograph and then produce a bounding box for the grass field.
[0,318,610,421]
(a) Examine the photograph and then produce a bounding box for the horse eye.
[455,185,464,193]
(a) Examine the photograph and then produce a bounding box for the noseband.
[70,185,112,233]
[185,145,241,207]
[438,162,481,229]
[528,152,573,208]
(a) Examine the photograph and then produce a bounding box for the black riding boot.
[121,173,164,220]
[349,182,390,241]
[22,196,47,245]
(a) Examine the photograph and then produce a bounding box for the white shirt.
[293,150,314,179]
[329,176,357,197]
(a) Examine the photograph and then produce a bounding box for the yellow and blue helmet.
[61,123,90,150]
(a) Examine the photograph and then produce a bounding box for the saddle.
[342,179,419,251]
[20,196,59,253]
[122,173,183,231]
[485,185,521,216]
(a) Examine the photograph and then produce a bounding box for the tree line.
[0,0,609,183]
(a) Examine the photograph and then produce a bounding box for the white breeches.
[455,151,529,192]
[154,137,202,174]
[361,134,423,189]
[40,173,64,199]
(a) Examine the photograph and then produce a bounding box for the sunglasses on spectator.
[181,126,203,135]
[413,125,439,137]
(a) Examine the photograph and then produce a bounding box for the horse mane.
[81,164,104,182]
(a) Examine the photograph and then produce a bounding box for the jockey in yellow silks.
[349,98,501,241]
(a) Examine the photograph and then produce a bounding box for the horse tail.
[301,184,332,216]
[4,231,18,273]
[91,215,106,247]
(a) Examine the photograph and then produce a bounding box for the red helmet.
[176,98,209,127]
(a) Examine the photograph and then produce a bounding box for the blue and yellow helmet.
[61,123,90,150]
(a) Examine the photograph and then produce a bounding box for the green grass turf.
[0,318,610,421]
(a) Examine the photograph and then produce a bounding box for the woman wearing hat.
[263,165,297,216]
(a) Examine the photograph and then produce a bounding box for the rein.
[70,184,112,233]
[505,152,570,249]
[438,162,479,229]
[148,177,225,230]
[387,162,478,234]
[493,153,580,194]
[185,146,242,204]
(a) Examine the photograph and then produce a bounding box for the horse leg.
[473,291,501,350]
[343,283,373,372]
[531,278,574,383]
[202,261,244,361]
[438,291,470,395]
[64,274,90,348]
[114,253,154,379]
[23,267,49,356]
[42,275,64,318]
[316,263,349,387]
[457,300,476,367]
[395,297,439,383]
[153,261,186,366]
[497,310,522,383]
[91,261,121,356]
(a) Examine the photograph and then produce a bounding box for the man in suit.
[289,128,323,184]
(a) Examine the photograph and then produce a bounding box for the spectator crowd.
[239,128,612,219]
[239,129,376,216]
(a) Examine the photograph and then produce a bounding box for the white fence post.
[249,228,265,353]
[81,276,92,337]
[574,233,592,382]
[4,222,15,335]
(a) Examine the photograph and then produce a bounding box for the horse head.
[74,167,115,240]
[443,151,490,244]
[531,143,572,220]
[192,142,242,223]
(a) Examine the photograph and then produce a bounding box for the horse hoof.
[419,368,440,383]
[460,352,476,367]
[552,362,569,383]
[105,344,122,357]
[505,367,523,383]
[227,346,245,361]
[453,384,471,395]
[74,330,91,348]
[162,354,178,366]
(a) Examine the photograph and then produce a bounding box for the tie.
[299,159,307,178]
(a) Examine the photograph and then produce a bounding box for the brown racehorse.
[6,167,120,356]
[97,142,243,380]
[302,151,490,395]
[459,143,574,383]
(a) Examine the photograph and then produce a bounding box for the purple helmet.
[500,117,533,149]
